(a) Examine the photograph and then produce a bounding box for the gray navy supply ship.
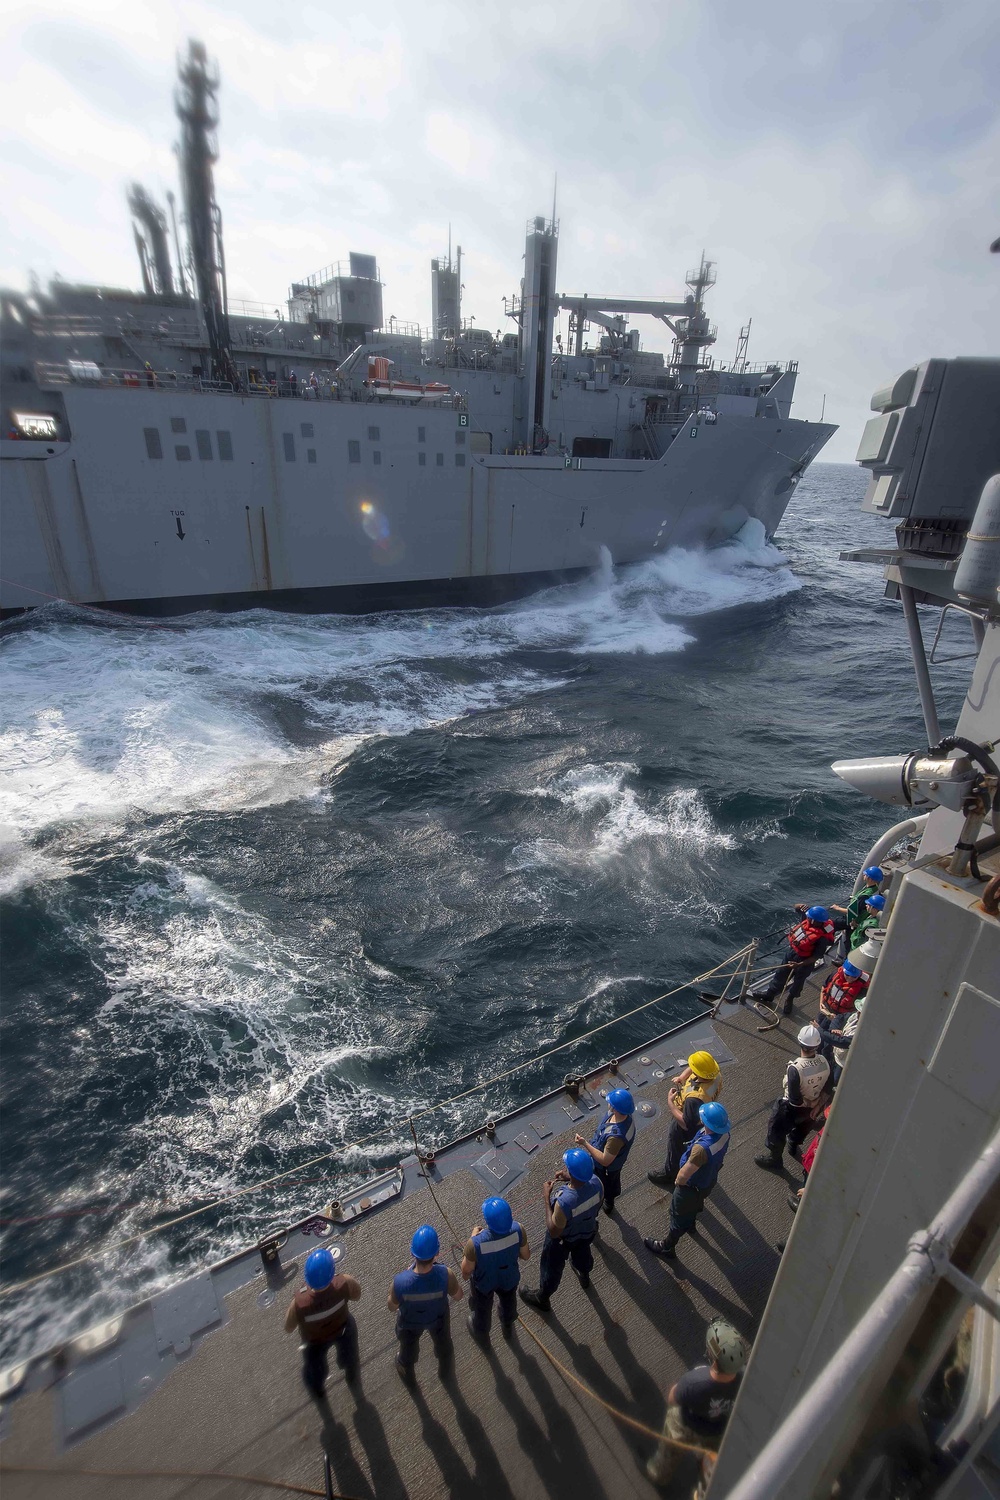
[0,41,835,620]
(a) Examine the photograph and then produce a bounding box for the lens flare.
[357,499,402,562]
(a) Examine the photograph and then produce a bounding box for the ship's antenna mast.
[733,318,751,373]
[175,40,239,388]
[165,190,188,298]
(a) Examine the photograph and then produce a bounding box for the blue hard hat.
[805,905,830,923]
[411,1224,440,1260]
[564,1146,593,1181]
[699,1102,730,1135]
[607,1087,635,1115]
[482,1197,513,1235]
[304,1247,335,1290]
[866,893,886,911]
[862,866,884,883]
[841,960,862,978]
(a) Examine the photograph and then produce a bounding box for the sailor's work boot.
[518,1287,551,1313]
[644,1237,677,1260]
[754,1150,782,1170]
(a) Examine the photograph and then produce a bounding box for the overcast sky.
[1,0,997,461]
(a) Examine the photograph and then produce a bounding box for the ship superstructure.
[0,41,834,619]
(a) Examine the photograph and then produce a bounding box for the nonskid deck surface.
[0,988,823,1499]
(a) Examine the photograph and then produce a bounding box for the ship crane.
[558,255,718,376]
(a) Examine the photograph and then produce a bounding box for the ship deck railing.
[33,363,468,409]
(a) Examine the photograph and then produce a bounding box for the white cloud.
[1,0,997,460]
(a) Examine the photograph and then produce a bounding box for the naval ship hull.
[0,387,834,618]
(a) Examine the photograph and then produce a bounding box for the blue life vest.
[393,1263,450,1329]
[590,1109,635,1176]
[553,1176,603,1242]
[471,1222,523,1294]
[679,1127,730,1194]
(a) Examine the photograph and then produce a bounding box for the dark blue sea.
[0,462,967,1363]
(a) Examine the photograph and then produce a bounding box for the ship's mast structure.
[126,184,175,298]
[174,41,239,388]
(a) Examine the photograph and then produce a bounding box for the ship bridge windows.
[455,453,466,467]
[571,437,613,458]
[175,444,191,461]
[373,450,382,465]
[283,433,296,461]
[348,440,361,464]
[436,452,444,467]
[196,430,213,460]
[418,452,427,467]
[307,448,317,464]
[300,422,314,439]
[368,425,380,441]
[170,417,187,434]
[418,426,426,444]
[143,427,163,460]
[217,430,233,460]
[455,430,466,445]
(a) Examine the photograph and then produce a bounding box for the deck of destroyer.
[0,985,823,1499]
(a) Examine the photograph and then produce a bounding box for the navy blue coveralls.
[590,1108,636,1211]
[538,1175,604,1299]
[665,1127,729,1250]
[468,1221,525,1335]
[393,1263,452,1372]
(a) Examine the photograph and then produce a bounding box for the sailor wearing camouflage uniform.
[646,1318,750,1492]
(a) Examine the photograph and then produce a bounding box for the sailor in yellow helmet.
[648,1050,722,1190]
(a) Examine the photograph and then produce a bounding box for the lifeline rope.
[516,1314,717,1459]
[0,1465,344,1497]
[0,945,757,1298]
[0,577,171,627]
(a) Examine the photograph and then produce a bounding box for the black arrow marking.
[175,517,186,540]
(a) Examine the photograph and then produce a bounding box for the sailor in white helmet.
[754,1025,830,1170]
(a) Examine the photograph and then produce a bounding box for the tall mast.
[175,40,238,386]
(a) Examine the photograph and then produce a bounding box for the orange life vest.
[820,967,868,1014]
[787,918,834,958]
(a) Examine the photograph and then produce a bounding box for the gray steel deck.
[0,983,822,1499]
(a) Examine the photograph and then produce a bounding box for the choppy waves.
[2,496,879,1364]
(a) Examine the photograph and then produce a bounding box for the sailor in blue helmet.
[519,1146,604,1312]
[645,1102,730,1261]
[573,1085,635,1216]
[284,1246,362,1401]
[850,892,885,950]
[388,1224,464,1384]
[760,904,835,1016]
[460,1196,530,1342]
[831,867,884,950]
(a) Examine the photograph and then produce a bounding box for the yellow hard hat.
[688,1050,720,1080]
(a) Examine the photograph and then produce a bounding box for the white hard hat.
[798,1025,822,1048]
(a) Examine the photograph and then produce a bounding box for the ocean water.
[0,462,969,1364]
